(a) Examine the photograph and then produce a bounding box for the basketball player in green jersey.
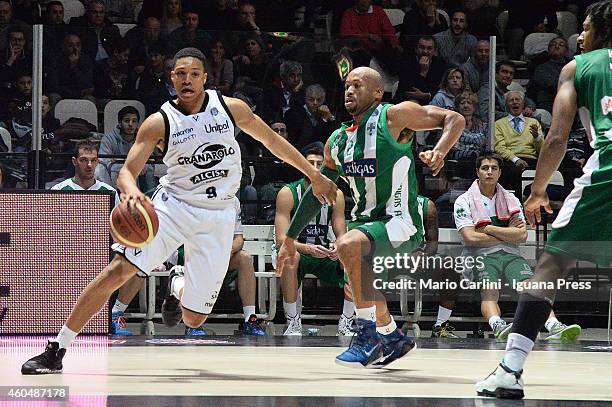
[277,66,465,367]
[477,1,612,398]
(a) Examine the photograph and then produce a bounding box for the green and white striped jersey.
[51,178,119,206]
[286,178,333,246]
[328,103,421,232]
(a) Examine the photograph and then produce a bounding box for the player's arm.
[531,61,577,195]
[330,189,346,240]
[387,102,465,175]
[117,113,165,201]
[424,200,439,255]
[480,222,527,244]
[275,186,322,256]
[225,96,337,205]
[459,226,504,247]
[231,234,244,255]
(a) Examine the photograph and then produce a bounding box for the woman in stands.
[430,67,470,110]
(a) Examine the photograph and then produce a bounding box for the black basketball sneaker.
[162,265,184,327]
[21,341,66,375]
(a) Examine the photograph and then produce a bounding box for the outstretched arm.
[226,96,337,205]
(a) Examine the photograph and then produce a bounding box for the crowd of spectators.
[0,0,595,225]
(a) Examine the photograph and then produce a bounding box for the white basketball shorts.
[112,187,236,314]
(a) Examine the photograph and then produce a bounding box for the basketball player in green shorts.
[477,1,612,398]
[277,66,465,367]
[275,144,353,336]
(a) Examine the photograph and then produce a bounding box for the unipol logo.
[601,96,612,115]
[177,143,236,169]
[342,159,377,177]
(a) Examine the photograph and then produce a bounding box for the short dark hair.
[586,0,612,46]
[118,106,139,122]
[302,142,324,158]
[476,152,503,169]
[417,35,437,48]
[46,1,64,10]
[173,47,206,68]
[496,60,515,73]
[73,139,99,158]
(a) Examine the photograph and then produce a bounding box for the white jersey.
[159,90,241,208]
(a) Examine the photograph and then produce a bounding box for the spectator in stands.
[527,36,569,114]
[449,91,488,161]
[199,0,237,32]
[339,0,402,73]
[478,60,514,120]
[430,67,470,110]
[0,0,29,51]
[142,55,175,115]
[454,152,579,341]
[462,0,502,38]
[399,0,448,50]
[275,145,353,336]
[69,0,121,62]
[494,90,544,192]
[40,93,68,182]
[96,106,156,191]
[259,60,304,123]
[42,1,68,63]
[252,0,301,32]
[168,8,211,54]
[11,0,38,25]
[433,9,477,68]
[284,84,337,151]
[205,38,234,95]
[0,26,31,89]
[160,0,183,36]
[127,42,166,99]
[460,40,490,94]
[229,1,264,54]
[104,0,135,24]
[395,35,447,105]
[232,34,270,93]
[125,17,168,72]
[505,0,559,59]
[93,39,131,105]
[2,78,31,153]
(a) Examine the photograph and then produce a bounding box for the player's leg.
[432,264,459,338]
[280,252,302,335]
[111,275,146,335]
[231,250,266,336]
[543,310,581,342]
[21,255,140,374]
[337,278,356,336]
[481,288,511,340]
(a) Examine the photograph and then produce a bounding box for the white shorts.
[112,187,236,314]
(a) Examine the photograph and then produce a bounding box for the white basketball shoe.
[476,363,524,399]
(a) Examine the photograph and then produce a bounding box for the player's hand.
[310,172,337,206]
[419,150,445,176]
[120,188,151,205]
[308,244,331,259]
[276,238,299,277]
[515,159,529,170]
[328,243,339,261]
[524,191,552,228]
[509,216,525,228]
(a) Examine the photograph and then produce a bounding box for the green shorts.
[299,254,346,288]
[474,250,534,285]
[545,145,612,267]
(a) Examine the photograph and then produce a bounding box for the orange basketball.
[110,199,159,248]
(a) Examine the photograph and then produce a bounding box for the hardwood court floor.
[1,336,612,405]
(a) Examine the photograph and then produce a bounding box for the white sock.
[355,306,376,322]
[503,333,534,372]
[171,275,185,300]
[488,315,504,330]
[112,300,129,314]
[435,306,453,327]
[342,300,355,318]
[544,316,559,332]
[283,301,297,319]
[55,325,78,349]
[376,316,397,335]
[243,305,256,321]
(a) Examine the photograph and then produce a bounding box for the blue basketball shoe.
[335,319,383,368]
[185,326,209,336]
[111,311,133,336]
[239,314,267,336]
[371,328,416,368]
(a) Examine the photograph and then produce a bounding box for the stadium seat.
[496,10,509,38]
[384,8,405,27]
[369,58,398,96]
[0,127,11,152]
[103,100,146,134]
[54,99,98,128]
[523,32,558,59]
[568,33,579,56]
[134,1,143,22]
[521,170,564,201]
[60,0,85,24]
[556,11,578,40]
[534,109,552,128]
[438,8,449,26]
[115,23,137,37]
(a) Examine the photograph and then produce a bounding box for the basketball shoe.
[544,322,581,342]
[162,265,184,327]
[283,315,302,336]
[337,314,355,336]
[431,321,459,338]
[185,326,208,336]
[493,321,513,341]
[21,341,66,375]
[335,319,383,368]
[476,363,524,399]
[371,328,416,368]
[239,315,267,336]
[111,311,133,335]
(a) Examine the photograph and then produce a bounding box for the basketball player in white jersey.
[22,47,337,374]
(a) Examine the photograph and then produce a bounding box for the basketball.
[109,199,159,248]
